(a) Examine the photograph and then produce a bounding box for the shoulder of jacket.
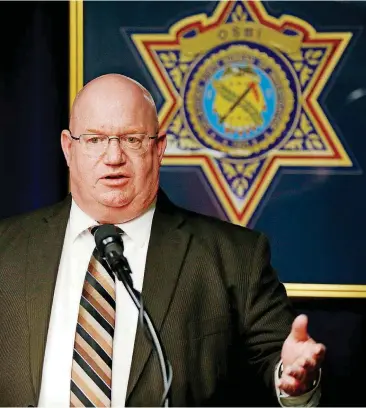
[0,195,71,235]
[177,205,263,246]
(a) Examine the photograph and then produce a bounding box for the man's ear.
[61,129,72,166]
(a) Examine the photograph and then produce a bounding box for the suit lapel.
[126,191,191,402]
[26,196,71,401]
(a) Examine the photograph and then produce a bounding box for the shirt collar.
[68,198,156,248]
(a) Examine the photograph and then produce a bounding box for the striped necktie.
[70,240,116,407]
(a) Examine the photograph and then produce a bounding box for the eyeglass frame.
[68,131,160,155]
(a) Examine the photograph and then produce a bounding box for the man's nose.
[104,138,126,164]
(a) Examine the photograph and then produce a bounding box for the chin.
[97,190,132,208]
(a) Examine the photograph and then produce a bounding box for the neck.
[72,194,157,224]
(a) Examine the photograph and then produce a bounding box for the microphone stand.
[105,256,173,407]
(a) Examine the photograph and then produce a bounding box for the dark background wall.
[0,1,69,219]
[0,1,365,406]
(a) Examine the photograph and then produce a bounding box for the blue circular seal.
[182,42,301,160]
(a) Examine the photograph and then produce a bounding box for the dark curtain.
[0,1,69,219]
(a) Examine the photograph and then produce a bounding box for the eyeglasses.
[69,133,159,157]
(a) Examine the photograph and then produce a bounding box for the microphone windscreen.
[94,224,121,254]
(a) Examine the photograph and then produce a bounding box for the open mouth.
[101,174,129,185]
[105,175,124,179]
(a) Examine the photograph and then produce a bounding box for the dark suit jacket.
[0,190,295,407]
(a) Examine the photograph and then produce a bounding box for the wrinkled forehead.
[71,83,158,134]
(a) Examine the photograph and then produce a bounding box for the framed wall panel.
[69,0,366,298]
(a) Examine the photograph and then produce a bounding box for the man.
[0,74,325,407]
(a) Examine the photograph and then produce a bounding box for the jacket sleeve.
[241,232,296,395]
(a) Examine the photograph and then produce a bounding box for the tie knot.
[115,225,124,235]
[88,224,124,237]
[89,225,99,236]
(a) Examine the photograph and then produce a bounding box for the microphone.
[93,224,173,407]
[94,224,133,286]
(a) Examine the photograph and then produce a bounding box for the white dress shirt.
[38,199,155,407]
[37,198,319,407]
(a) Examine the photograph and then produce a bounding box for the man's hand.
[278,314,326,396]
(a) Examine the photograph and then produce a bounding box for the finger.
[293,358,318,377]
[283,363,307,382]
[294,355,312,370]
[290,314,309,342]
[294,343,325,364]
[289,355,318,378]
[278,373,307,396]
[312,346,326,367]
[306,342,326,356]
[313,343,326,361]
[301,344,326,369]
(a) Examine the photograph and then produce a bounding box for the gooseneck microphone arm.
[93,224,173,407]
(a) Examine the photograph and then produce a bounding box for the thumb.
[290,314,309,342]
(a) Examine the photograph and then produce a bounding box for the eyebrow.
[85,129,103,134]
[85,128,147,134]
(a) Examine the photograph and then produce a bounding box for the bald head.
[69,73,158,134]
